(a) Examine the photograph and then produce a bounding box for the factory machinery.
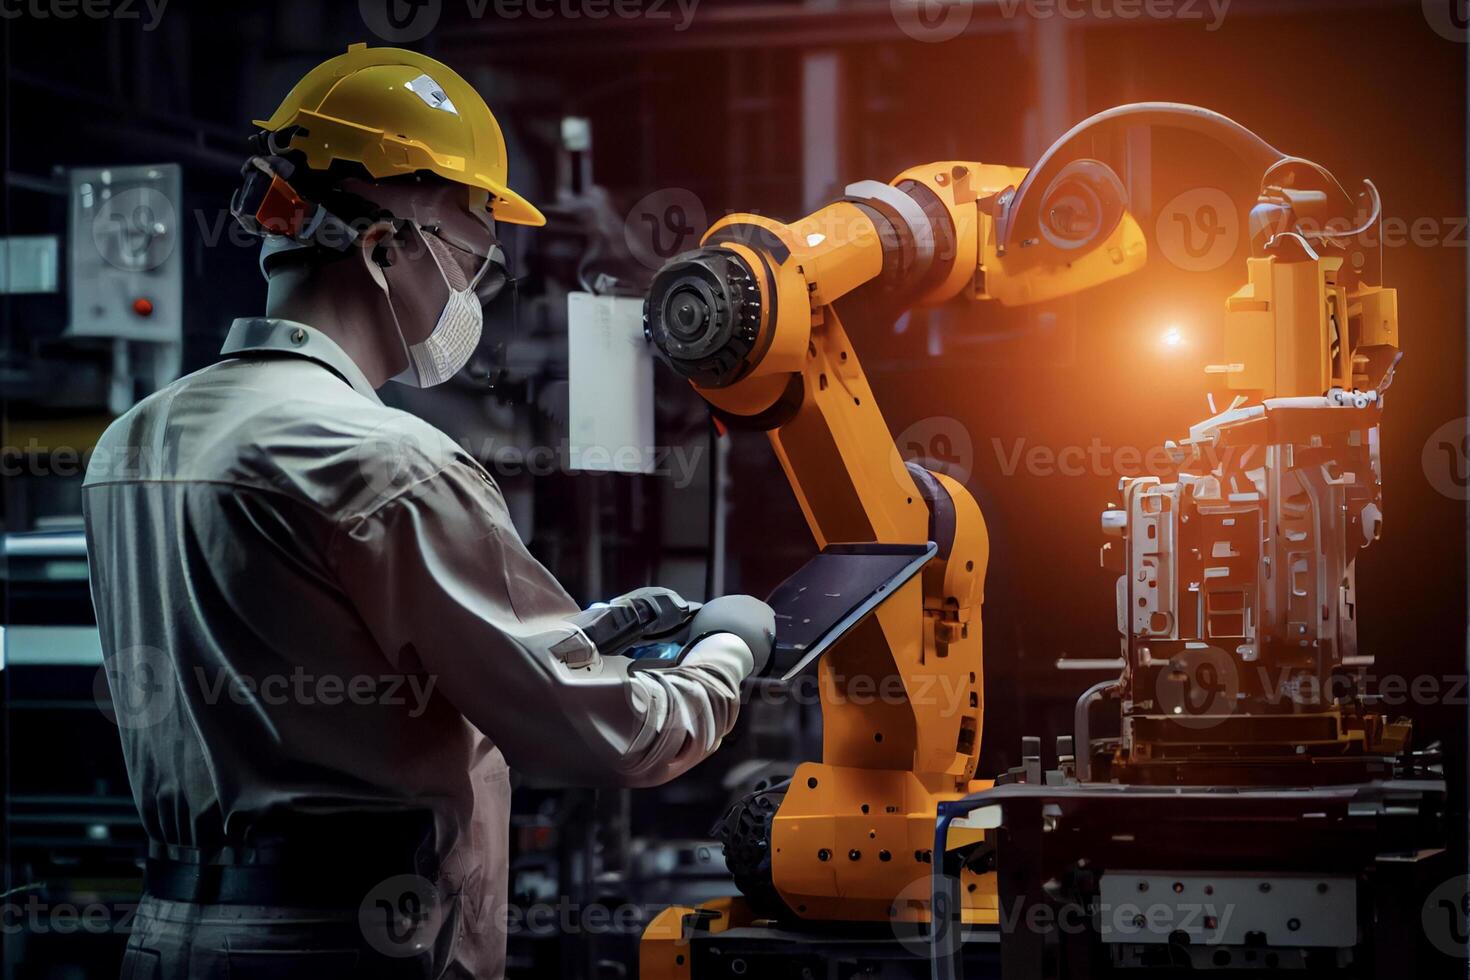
[636,104,1451,977]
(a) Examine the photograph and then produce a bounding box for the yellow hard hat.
[253,43,544,227]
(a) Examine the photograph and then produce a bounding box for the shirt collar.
[220,318,383,406]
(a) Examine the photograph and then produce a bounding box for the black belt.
[143,812,437,907]
[144,855,413,907]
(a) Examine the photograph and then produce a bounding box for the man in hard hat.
[83,44,773,979]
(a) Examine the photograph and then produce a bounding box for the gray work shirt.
[81,317,749,979]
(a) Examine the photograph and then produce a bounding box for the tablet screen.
[766,542,937,681]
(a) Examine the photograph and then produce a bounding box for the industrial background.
[2,0,1467,977]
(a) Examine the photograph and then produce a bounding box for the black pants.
[121,895,436,980]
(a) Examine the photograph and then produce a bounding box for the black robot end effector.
[643,248,763,388]
[566,587,700,659]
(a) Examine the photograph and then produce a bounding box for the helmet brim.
[482,180,546,227]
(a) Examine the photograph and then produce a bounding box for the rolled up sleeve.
[330,459,749,788]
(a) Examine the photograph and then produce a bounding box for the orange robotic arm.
[643,159,1144,922]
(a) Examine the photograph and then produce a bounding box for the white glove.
[616,631,753,785]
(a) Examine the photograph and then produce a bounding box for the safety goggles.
[419,221,510,307]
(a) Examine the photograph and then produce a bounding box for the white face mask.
[390,229,484,388]
[396,230,482,387]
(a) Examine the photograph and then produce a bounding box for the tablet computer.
[765,542,937,682]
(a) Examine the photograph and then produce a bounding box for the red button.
[132,298,154,317]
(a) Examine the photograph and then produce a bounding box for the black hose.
[1000,102,1288,250]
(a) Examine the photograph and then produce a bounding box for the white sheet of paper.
[567,291,655,474]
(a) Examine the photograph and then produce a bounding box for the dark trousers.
[121,895,437,980]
